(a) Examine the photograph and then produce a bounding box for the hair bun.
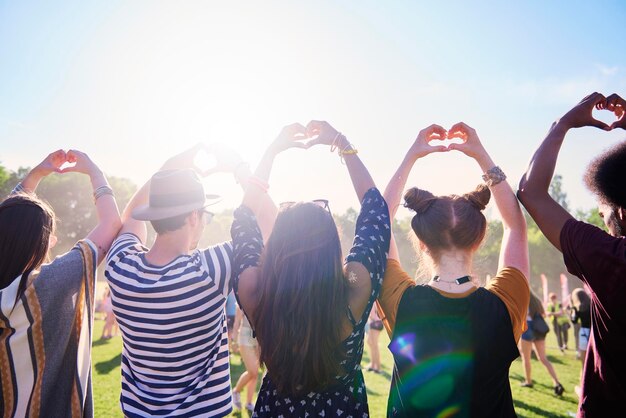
[463,184,491,211]
[404,187,436,214]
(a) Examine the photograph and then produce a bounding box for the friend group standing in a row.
[1,92,624,417]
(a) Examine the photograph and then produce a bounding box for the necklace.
[432,275,472,285]
[431,275,473,292]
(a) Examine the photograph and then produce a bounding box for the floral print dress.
[230,188,390,418]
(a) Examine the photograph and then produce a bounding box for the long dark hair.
[528,291,545,317]
[403,184,491,258]
[254,202,348,396]
[0,193,55,298]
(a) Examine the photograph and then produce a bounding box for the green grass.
[92,320,581,417]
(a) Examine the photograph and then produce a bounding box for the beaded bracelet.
[330,132,343,153]
[481,166,507,187]
[339,143,358,164]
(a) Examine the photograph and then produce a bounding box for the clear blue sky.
[1,0,625,216]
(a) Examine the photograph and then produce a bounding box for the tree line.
[0,163,604,293]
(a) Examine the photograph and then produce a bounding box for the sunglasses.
[279,199,331,213]
[200,208,215,225]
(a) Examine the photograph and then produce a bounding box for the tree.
[549,174,569,211]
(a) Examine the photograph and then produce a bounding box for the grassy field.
[92,320,581,417]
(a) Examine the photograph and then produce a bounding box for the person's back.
[378,123,530,417]
[0,150,120,417]
[232,121,391,416]
[105,148,243,417]
[105,235,233,416]
[518,92,626,416]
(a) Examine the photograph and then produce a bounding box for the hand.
[303,120,344,148]
[267,123,309,155]
[409,124,449,160]
[202,143,245,176]
[558,92,611,131]
[447,122,487,160]
[60,149,102,177]
[603,93,626,130]
[32,149,67,177]
[161,143,208,173]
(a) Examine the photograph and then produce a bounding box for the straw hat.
[132,169,220,221]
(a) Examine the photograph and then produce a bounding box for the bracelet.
[338,143,358,164]
[247,176,269,193]
[93,185,114,203]
[330,132,343,153]
[10,183,26,195]
[481,166,507,187]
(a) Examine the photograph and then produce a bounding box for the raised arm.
[517,92,610,251]
[305,120,374,201]
[62,150,121,263]
[383,125,448,260]
[241,123,308,239]
[306,120,391,322]
[449,122,529,278]
[16,149,121,264]
[17,150,67,193]
[232,124,309,317]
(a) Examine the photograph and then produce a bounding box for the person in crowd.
[377,123,530,417]
[518,291,565,395]
[546,292,570,352]
[365,306,384,374]
[104,145,248,417]
[569,287,592,398]
[518,92,626,417]
[100,286,119,339]
[231,303,260,413]
[226,290,238,355]
[0,149,120,417]
[231,121,390,416]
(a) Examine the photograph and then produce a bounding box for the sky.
[1,0,625,218]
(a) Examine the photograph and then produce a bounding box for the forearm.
[518,122,568,197]
[475,153,525,232]
[384,152,416,219]
[19,167,48,193]
[91,170,121,228]
[241,149,278,240]
[338,136,375,202]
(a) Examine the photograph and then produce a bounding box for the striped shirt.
[104,233,234,417]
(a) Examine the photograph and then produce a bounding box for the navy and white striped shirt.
[104,233,234,417]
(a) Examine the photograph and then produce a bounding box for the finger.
[589,119,611,131]
[431,145,449,153]
[426,124,447,140]
[305,120,326,136]
[609,120,625,131]
[303,138,323,148]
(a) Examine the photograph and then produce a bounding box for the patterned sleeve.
[230,205,264,297]
[345,188,391,323]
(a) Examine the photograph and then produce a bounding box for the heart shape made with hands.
[193,147,218,175]
[592,106,624,129]
[422,126,469,149]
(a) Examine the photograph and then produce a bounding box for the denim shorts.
[578,327,591,351]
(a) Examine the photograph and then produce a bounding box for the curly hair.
[583,141,626,209]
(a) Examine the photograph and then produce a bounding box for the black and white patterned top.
[231,187,390,418]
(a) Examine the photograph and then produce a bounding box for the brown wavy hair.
[0,193,55,299]
[403,184,491,258]
[254,202,348,396]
